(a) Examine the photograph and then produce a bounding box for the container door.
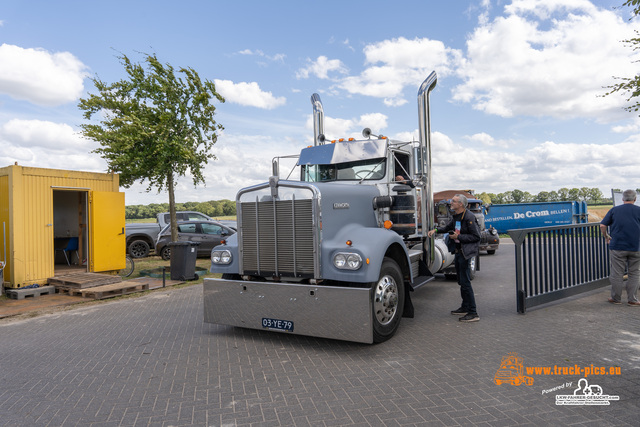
[90,191,125,272]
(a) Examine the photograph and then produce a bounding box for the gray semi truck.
[204,71,457,343]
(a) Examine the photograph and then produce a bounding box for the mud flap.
[203,278,374,344]
[403,283,414,318]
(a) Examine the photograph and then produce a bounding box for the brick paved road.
[1,240,638,426]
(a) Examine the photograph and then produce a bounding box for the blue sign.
[484,201,588,233]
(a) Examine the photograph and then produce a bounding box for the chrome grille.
[240,199,315,277]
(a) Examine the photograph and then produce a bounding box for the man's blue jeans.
[455,252,477,314]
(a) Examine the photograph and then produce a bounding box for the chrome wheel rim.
[374,275,399,325]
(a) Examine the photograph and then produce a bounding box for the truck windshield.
[301,158,386,182]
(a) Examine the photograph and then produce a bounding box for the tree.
[588,188,604,204]
[222,200,236,216]
[78,53,225,242]
[535,191,550,202]
[476,192,492,205]
[495,191,513,204]
[568,188,580,201]
[558,188,570,201]
[578,187,591,201]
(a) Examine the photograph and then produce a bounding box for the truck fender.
[209,233,240,275]
[321,224,411,284]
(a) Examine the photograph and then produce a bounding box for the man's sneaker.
[459,313,479,322]
[628,301,640,307]
[608,298,622,305]
[451,307,467,315]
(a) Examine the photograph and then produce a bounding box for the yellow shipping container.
[0,165,125,288]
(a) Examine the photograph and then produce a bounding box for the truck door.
[90,191,125,272]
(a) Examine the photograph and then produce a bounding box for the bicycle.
[118,255,135,277]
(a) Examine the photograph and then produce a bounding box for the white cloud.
[452,0,640,120]
[357,113,388,132]
[303,112,389,142]
[0,44,87,106]
[342,38,355,52]
[338,37,463,104]
[1,119,87,151]
[0,119,104,172]
[124,132,303,204]
[429,130,640,196]
[236,49,286,62]
[611,116,640,133]
[214,79,286,109]
[296,56,348,80]
[465,132,513,148]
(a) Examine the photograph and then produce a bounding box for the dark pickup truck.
[434,197,500,255]
[126,211,214,258]
[432,192,500,280]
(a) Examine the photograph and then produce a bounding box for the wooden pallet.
[5,286,57,300]
[48,273,122,290]
[77,281,150,300]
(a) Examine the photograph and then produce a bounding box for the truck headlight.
[211,250,232,264]
[333,252,362,270]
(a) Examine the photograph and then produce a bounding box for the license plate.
[262,317,294,332]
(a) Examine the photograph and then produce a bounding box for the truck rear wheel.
[372,258,405,343]
[128,240,150,258]
[469,256,476,281]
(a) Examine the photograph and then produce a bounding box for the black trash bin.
[168,241,200,281]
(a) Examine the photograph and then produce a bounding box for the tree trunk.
[168,173,178,242]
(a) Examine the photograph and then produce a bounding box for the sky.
[1,0,639,206]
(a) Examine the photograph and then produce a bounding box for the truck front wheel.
[128,240,150,258]
[372,258,405,343]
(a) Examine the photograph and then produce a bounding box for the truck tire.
[128,240,150,258]
[372,257,405,343]
[469,256,476,281]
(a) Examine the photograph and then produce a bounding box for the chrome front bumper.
[203,278,374,344]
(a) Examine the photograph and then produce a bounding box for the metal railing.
[509,223,609,313]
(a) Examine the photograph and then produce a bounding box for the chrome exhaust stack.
[417,71,437,262]
[311,93,324,146]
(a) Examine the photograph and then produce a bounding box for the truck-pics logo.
[494,353,622,405]
[494,353,534,386]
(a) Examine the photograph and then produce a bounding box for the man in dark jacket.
[428,194,481,322]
